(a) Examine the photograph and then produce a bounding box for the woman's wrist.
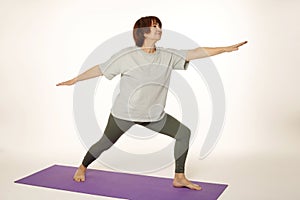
[222,47,230,53]
[73,77,79,84]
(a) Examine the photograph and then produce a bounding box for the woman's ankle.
[174,173,185,179]
[79,164,87,172]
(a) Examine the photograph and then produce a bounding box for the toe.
[194,184,202,191]
[187,183,202,190]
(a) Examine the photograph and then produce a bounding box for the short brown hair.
[133,16,162,47]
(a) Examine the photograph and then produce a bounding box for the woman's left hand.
[225,41,248,52]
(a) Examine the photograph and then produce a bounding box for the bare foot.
[173,173,202,190]
[73,164,86,182]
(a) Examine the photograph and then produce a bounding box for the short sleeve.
[167,48,190,70]
[99,51,123,80]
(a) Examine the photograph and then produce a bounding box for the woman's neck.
[141,46,156,53]
[141,40,156,53]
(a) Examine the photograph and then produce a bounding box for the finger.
[234,43,242,48]
[56,82,66,86]
[237,41,248,47]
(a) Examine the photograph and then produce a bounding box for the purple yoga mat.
[15,165,228,200]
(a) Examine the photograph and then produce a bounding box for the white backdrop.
[1,0,299,199]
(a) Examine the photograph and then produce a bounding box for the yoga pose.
[57,16,247,190]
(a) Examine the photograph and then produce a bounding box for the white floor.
[2,137,299,200]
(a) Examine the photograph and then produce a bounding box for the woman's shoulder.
[115,46,140,57]
[157,47,185,55]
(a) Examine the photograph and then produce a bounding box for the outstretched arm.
[186,41,247,61]
[56,65,103,86]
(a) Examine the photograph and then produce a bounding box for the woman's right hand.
[56,78,77,86]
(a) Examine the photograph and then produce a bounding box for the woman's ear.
[143,32,148,39]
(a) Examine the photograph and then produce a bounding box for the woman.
[57,16,247,191]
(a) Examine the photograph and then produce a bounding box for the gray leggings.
[82,113,191,173]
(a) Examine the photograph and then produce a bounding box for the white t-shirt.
[99,46,189,122]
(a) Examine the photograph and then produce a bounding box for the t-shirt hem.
[110,111,166,122]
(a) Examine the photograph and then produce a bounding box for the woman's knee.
[175,125,191,140]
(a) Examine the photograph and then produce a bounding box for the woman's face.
[144,20,162,42]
